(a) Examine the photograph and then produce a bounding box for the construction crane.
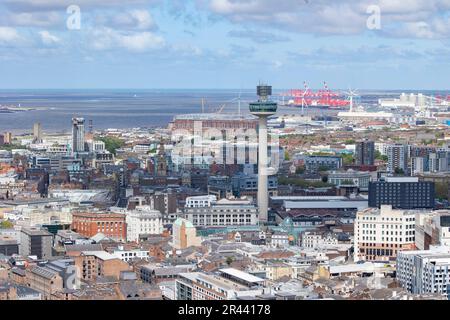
[215,96,241,114]
[300,81,309,114]
[281,81,349,109]
[344,88,359,112]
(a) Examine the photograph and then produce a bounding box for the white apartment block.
[112,246,150,262]
[354,205,416,262]
[302,232,338,249]
[415,210,450,250]
[132,143,154,154]
[270,233,289,248]
[90,140,106,153]
[375,142,389,156]
[185,195,217,208]
[183,199,258,227]
[175,269,265,300]
[397,246,450,295]
[387,144,409,173]
[125,206,163,242]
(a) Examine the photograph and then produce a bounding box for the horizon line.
[1,87,450,91]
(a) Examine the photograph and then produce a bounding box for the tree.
[284,150,290,161]
[318,165,330,172]
[375,150,388,161]
[226,256,233,266]
[278,176,332,188]
[0,144,26,151]
[435,182,449,200]
[97,137,124,155]
[0,220,13,229]
[394,167,405,175]
[374,150,382,159]
[295,166,305,175]
[345,139,355,145]
[342,154,354,166]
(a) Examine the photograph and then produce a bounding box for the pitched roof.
[29,266,58,280]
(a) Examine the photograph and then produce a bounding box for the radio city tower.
[249,84,278,224]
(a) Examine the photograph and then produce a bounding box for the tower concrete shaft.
[257,116,269,223]
[249,84,277,225]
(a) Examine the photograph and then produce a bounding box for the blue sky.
[1,0,450,89]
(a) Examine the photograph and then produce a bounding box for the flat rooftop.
[174,114,255,121]
[21,227,53,237]
[180,272,249,291]
[219,268,265,284]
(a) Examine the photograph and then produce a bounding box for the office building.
[355,140,375,166]
[125,206,163,242]
[4,132,12,144]
[231,173,278,198]
[303,155,343,173]
[176,268,265,300]
[368,177,435,209]
[172,218,202,249]
[387,143,409,173]
[71,212,126,242]
[397,246,450,295]
[328,170,371,191]
[25,266,63,299]
[19,227,53,259]
[183,198,258,227]
[149,192,178,215]
[429,151,449,173]
[73,251,130,281]
[410,146,435,174]
[207,176,233,199]
[111,246,150,262]
[140,265,195,285]
[354,205,416,262]
[0,236,19,256]
[33,123,42,143]
[249,84,278,223]
[169,113,257,133]
[87,140,105,153]
[301,232,338,249]
[31,155,82,172]
[415,210,450,250]
[185,195,217,208]
[71,117,86,153]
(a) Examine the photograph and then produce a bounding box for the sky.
[1,0,450,89]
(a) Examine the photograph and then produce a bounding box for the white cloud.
[0,27,21,43]
[38,30,60,45]
[91,27,165,52]
[384,17,450,39]
[97,9,157,30]
[272,60,283,69]
[6,11,62,27]
[171,43,203,56]
[119,32,164,52]
[3,0,162,11]
[200,0,450,38]
[228,29,290,43]
[115,10,156,30]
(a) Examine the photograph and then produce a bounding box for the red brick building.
[71,212,127,242]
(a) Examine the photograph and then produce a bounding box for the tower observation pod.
[249,84,278,224]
